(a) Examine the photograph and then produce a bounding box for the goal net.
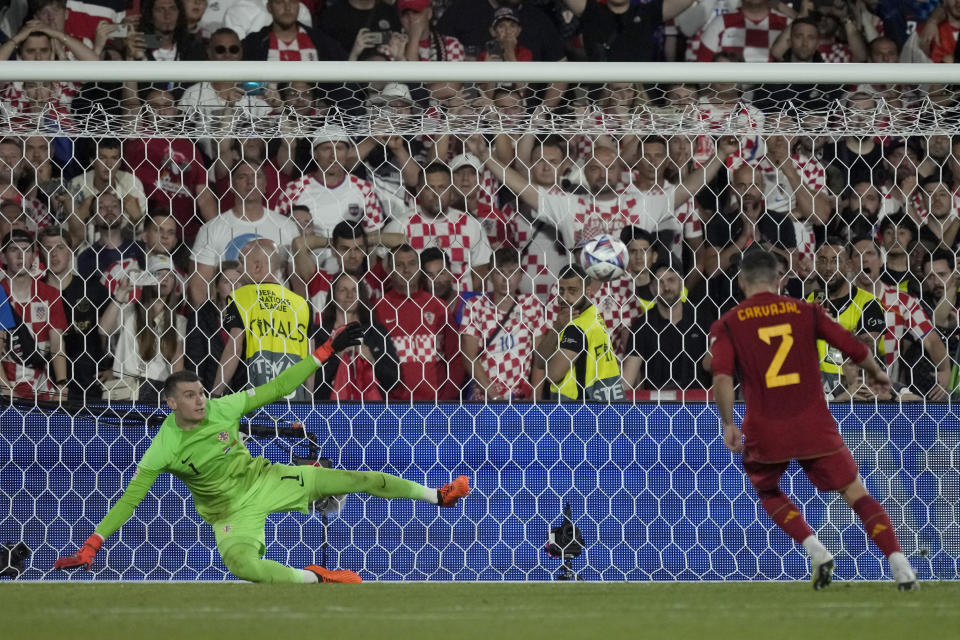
[0,61,957,581]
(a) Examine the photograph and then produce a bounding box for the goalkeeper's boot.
[811,553,834,590]
[305,565,362,584]
[437,475,471,507]
[889,553,919,591]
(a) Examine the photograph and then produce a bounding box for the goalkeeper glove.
[53,533,103,570]
[313,322,364,362]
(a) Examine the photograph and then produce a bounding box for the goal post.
[0,61,956,582]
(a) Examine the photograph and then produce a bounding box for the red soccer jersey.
[123,137,209,241]
[373,288,455,402]
[1,278,68,398]
[709,291,869,463]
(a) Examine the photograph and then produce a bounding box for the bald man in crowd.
[213,239,319,400]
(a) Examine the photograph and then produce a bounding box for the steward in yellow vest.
[214,239,317,401]
[536,265,625,402]
[808,241,886,397]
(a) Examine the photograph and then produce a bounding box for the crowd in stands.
[0,0,958,404]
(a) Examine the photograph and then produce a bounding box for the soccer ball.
[580,234,629,281]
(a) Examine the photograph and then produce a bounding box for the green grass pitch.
[3,582,958,640]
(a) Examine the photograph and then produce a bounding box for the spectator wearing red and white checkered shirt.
[450,153,509,251]
[693,0,787,62]
[756,136,833,261]
[0,139,54,234]
[372,244,460,402]
[0,230,68,402]
[280,127,384,249]
[396,163,492,293]
[478,135,729,268]
[852,237,952,400]
[692,75,766,167]
[398,0,465,62]
[461,249,546,401]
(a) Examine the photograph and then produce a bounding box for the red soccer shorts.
[743,447,859,493]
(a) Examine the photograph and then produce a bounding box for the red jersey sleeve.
[49,297,67,332]
[708,319,736,377]
[813,303,870,363]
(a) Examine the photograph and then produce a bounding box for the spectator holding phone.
[320,0,402,55]
[477,7,532,61]
[125,0,205,62]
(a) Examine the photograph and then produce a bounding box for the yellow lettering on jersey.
[757,323,801,388]
[250,317,308,342]
[738,301,803,322]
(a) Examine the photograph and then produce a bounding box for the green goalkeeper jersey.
[94,357,319,539]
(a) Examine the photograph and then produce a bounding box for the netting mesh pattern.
[2,72,960,581]
[3,403,957,581]
[3,79,960,405]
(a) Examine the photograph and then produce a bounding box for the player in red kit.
[709,250,918,590]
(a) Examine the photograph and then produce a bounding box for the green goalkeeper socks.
[307,468,436,504]
[220,541,305,584]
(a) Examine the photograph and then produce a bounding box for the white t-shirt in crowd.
[280,173,384,237]
[178,82,273,121]
[192,207,300,266]
[535,185,678,248]
[113,307,188,382]
[67,169,148,216]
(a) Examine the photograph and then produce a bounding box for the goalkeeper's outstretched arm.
[241,323,365,414]
[54,467,161,570]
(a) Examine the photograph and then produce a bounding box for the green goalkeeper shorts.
[212,463,321,557]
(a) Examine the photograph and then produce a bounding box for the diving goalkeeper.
[54,323,470,584]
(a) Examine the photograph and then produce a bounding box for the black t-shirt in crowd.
[318,2,402,55]
[60,275,110,398]
[437,0,566,60]
[579,0,665,62]
[627,302,709,390]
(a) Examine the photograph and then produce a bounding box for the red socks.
[853,495,902,556]
[758,488,815,544]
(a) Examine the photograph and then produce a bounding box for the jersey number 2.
[757,324,801,388]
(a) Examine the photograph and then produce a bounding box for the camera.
[369,30,392,46]
[111,23,128,39]
[545,502,585,580]
[0,542,31,579]
[484,39,503,58]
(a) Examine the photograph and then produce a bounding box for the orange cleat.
[437,475,471,507]
[305,565,362,584]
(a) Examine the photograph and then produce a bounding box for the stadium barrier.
[4,402,957,581]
